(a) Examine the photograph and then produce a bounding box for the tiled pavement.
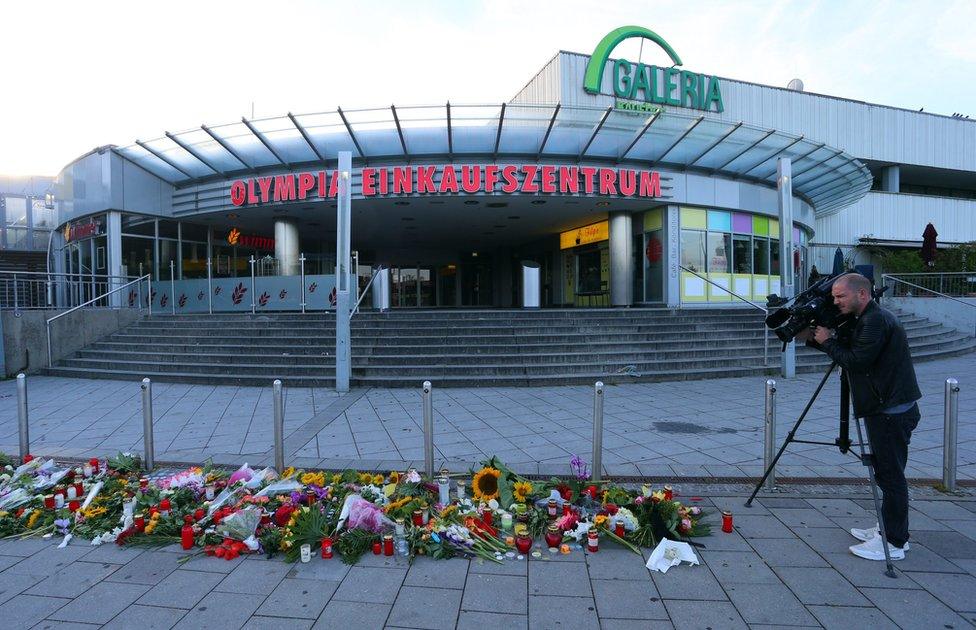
[1,484,974,629]
[0,354,972,480]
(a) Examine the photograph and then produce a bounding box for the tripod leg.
[854,416,897,579]
[746,363,837,507]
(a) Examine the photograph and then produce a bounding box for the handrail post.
[299,253,306,314]
[422,381,434,479]
[17,374,29,462]
[943,378,959,492]
[249,255,256,314]
[273,379,285,472]
[764,379,777,491]
[206,257,213,315]
[148,274,153,317]
[13,272,19,314]
[169,260,176,315]
[592,381,604,482]
[141,378,155,472]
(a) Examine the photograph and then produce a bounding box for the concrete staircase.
[46,308,976,387]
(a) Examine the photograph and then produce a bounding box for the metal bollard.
[169,261,176,315]
[273,380,285,473]
[943,378,960,492]
[17,374,29,462]
[764,379,777,491]
[141,378,155,472]
[422,381,434,479]
[592,381,604,482]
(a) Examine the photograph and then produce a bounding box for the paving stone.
[794,525,862,553]
[773,566,871,605]
[728,514,797,538]
[585,548,650,580]
[79,544,144,565]
[528,595,599,629]
[912,500,976,520]
[461,573,527,615]
[807,605,898,629]
[724,581,819,626]
[0,570,42,605]
[242,616,313,630]
[649,562,728,601]
[100,604,187,629]
[0,554,23,571]
[137,568,226,609]
[663,599,747,630]
[913,530,976,559]
[907,571,976,612]
[746,537,829,567]
[757,497,811,509]
[285,557,351,581]
[7,545,92,578]
[0,538,56,557]
[529,560,592,597]
[861,586,972,629]
[820,552,919,589]
[456,610,528,630]
[590,578,668,620]
[30,621,103,630]
[598,619,674,630]
[47,581,149,625]
[690,530,753,551]
[255,577,337,619]
[468,556,527,576]
[312,600,391,629]
[331,566,406,604]
[899,542,969,573]
[404,556,469,589]
[172,591,261,630]
[177,551,247,574]
[771,507,838,528]
[700,550,779,584]
[387,585,462,630]
[105,550,179,585]
[214,558,290,595]
[24,561,121,599]
[0,593,71,628]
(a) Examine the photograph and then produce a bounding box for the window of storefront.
[122,236,154,278]
[642,208,664,303]
[5,197,27,226]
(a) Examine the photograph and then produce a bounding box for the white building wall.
[815,192,976,245]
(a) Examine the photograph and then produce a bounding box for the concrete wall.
[1,308,143,376]
[888,296,976,337]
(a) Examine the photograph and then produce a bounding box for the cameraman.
[797,272,921,561]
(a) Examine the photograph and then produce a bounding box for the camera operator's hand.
[813,326,833,344]
[794,327,814,343]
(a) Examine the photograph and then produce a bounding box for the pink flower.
[679,518,692,533]
[634,496,645,505]
[554,512,579,531]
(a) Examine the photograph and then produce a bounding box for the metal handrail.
[883,274,976,337]
[353,267,382,315]
[0,270,137,280]
[46,274,151,366]
[679,265,769,365]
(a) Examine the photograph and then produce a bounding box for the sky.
[1,0,973,176]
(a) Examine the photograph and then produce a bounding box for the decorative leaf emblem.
[329,287,337,307]
[258,291,270,307]
[279,289,287,300]
[178,294,187,308]
[214,286,222,296]
[308,282,318,293]
[197,291,205,301]
[160,294,169,308]
[232,282,247,305]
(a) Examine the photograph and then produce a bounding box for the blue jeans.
[863,403,920,548]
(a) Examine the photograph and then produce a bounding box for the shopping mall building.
[46,26,976,312]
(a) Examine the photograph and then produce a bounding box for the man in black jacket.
[801,272,922,561]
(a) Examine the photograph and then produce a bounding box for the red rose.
[604,503,619,515]
[557,485,573,501]
[274,505,295,526]
[584,485,599,500]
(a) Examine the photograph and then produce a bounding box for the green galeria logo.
[583,26,724,113]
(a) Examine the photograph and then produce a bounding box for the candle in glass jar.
[134,513,146,531]
[455,480,466,500]
[395,518,405,537]
[547,499,557,518]
[181,517,195,550]
[54,494,65,509]
[139,478,149,491]
[300,544,312,563]
[383,534,394,556]
[83,463,93,478]
[66,486,78,501]
[159,498,171,516]
[74,482,85,497]
[515,535,532,554]
[501,512,513,530]
[614,519,626,538]
[544,525,562,549]
[663,485,673,501]
[721,510,734,533]
[89,458,100,474]
[412,509,423,526]
[437,476,450,506]
[587,530,599,552]
[68,500,80,513]
[321,537,333,559]
[372,540,382,555]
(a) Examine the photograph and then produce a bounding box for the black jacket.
[808,301,921,418]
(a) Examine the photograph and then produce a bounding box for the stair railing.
[882,273,976,338]
[679,265,769,366]
[352,267,383,316]
[46,274,151,366]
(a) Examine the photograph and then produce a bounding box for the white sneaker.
[850,523,910,551]
[850,535,905,561]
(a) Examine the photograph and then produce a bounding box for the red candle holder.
[134,513,146,531]
[547,499,558,518]
[663,485,673,501]
[544,525,562,549]
[194,508,206,521]
[614,520,626,538]
[43,494,55,509]
[139,478,149,491]
[383,534,394,556]
[587,530,599,552]
[515,535,532,554]
[412,509,423,526]
[372,540,382,555]
[23,454,34,464]
[181,522,195,550]
[74,482,85,497]
[159,498,171,515]
[562,504,572,516]
[721,511,733,533]
[89,458,100,474]
[68,500,81,513]
[321,537,333,559]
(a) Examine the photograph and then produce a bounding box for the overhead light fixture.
[596,201,610,207]
[472,252,478,257]
[486,202,508,208]
[394,201,410,206]
[464,200,479,205]
[401,217,415,221]
[531,199,546,205]
[507,215,521,220]
[226,213,238,219]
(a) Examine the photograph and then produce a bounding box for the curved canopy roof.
[116,103,872,215]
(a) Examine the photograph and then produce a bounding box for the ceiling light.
[507,215,521,220]
[596,201,610,207]
[531,199,546,205]
[394,201,410,206]
[464,200,479,205]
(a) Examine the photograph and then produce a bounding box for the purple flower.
[289,491,303,505]
[54,518,71,535]
[570,454,590,480]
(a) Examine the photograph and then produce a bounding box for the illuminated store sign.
[229,164,663,206]
[62,218,104,242]
[227,227,274,250]
[583,26,724,113]
[560,221,610,250]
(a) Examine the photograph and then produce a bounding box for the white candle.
[83,464,93,478]
[66,486,78,500]
[501,513,513,530]
[205,485,215,501]
[55,494,65,508]
[300,544,311,563]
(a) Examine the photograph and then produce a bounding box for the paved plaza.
[0,354,972,481]
[0,483,973,629]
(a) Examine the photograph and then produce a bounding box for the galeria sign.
[229,164,662,206]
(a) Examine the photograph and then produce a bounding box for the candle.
[412,509,423,527]
[721,510,734,533]
[587,530,599,552]
[300,544,312,563]
[139,478,149,491]
[663,485,673,501]
[54,494,65,509]
[306,491,316,506]
[505,536,515,547]
[614,519,626,538]
[205,485,215,501]
[321,537,333,559]
[66,486,78,501]
[194,508,206,521]
[83,464,93,478]
[134,513,146,531]
[544,525,562,549]
[547,499,557,518]
[73,482,85,497]
[501,513,513,530]
[562,504,571,516]
[68,500,81,513]
[395,518,405,537]
[159,498,171,516]
[421,504,429,525]
[89,458,100,474]
[383,534,394,556]
[181,517,195,550]
[515,535,532,554]
[372,540,382,555]
[437,476,450,506]
[455,480,466,501]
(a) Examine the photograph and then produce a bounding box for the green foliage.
[259,527,284,558]
[334,528,380,565]
[107,452,142,475]
[284,507,332,563]
[0,452,16,468]
[880,242,976,274]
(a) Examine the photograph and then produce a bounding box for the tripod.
[745,361,898,578]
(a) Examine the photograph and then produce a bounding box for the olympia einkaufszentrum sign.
[583,26,724,113]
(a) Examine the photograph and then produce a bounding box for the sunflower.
[372,474,385,486]
[281,466,296,479]
[389,471,400,484]
[513,480,533,503]
[471,467,501,501]
[594,514,609,528]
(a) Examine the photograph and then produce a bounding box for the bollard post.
[422,381,434,480]
[592,381,604,482]
[299,253,306,314]
[169,261,176,315]
[764,379,777,491]
[206,258,213,315]
[273,380,285,473]
[141,378,155,472]
[249,255,256,314]
[17,374,29,462]
[943,378,959,492]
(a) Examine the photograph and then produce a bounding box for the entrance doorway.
[461,260,492,306]
[390,266,435,307]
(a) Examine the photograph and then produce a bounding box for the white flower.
[564,521,592,542]
[487,499,499,510]
[405,470,421,483]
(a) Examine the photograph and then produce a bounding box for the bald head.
[832,273,872,316]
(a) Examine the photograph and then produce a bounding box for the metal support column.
[777,158,796,377]
[249,255,256,314]
[141,378,155,472]
[592,381,605,482]
[299,253,307,314]
[273,379,285,473]
[423,381,434,479]
[944,378,960,492]
[335,151,353,392]
[206,258,213,314]
[169,261,176,315]
[17,374,29,462]
[764,379,777,491]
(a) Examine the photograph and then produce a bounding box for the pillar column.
[665,205,680,307]
[609,211,633,306]
[107,211,123,307]
[274,219,300,275]
[881,165,900,192]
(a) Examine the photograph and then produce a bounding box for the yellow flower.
[0,510,8,518]
[372,474,385,486]
[389,471,400,484]
[301,472,325,487]
[472,467,501,501]
[82,506,107,518]
[439,505,457,519]
[594,514,609,528]
[331,473,343,485]
[358,473,373,484]
[513,481,533,503]
[27,510,41,528]
[281,467,296,479]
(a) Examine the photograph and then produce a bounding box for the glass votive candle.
[501,513,513,530]
[515,535,532,554]
[300,544,312,563]
[721,510,734,533]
